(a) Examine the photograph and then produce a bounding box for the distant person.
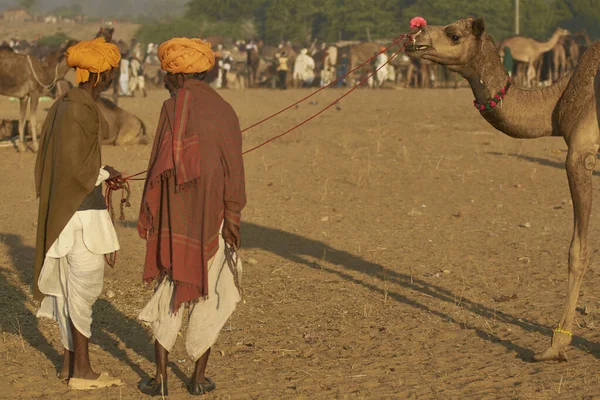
[34,37,123,391]
[129,56,147,97]
[336,51,350,87]
[293,48,315,88]
[277,51,289,89]
[119,56,132,96]
[137,37,245,397]
[221,50,233,88]
[374,47,389,88]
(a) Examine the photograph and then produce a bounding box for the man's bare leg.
[70,319,100,380]
[139,340,169,395]
[154,340,168,384]
[191,348,211,385]
[60,349,74,379]
[187,348,216,395]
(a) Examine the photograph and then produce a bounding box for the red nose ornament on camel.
[409,17,427,30]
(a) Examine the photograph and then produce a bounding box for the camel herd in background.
[499,28,593,88]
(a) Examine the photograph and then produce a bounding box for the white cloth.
[293,50,315,85]
[139,230,242,361]
[37,168,120,350]
[375,53,389,87]
[129,59,145,93]
[119,59,131,96]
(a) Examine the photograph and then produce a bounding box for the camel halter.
[473,78,512,112]
[26,55,60,91]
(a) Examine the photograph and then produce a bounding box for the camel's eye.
[451,34,460,42]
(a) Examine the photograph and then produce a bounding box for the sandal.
[187,377,216,395]
[68,372,122,390]
[139,377,168,397]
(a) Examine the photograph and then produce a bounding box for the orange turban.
[66,37,121,85]
[158,38,215,74]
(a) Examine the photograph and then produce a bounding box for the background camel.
[498,27,570,87]
[0,48,69,151]
[96,97,148,146]
[407,16,600,362]
[50,77,148,145]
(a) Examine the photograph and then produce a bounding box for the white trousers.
[139,233,241,361]
[37,226,105,351]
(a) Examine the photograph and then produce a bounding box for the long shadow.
[241,222,600,360]
[487,151,600,177]
[0,234,61,370]
[0,233,187,382]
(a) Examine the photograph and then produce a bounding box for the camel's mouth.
[404,41,432,55]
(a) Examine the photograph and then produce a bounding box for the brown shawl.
[33,88,107,300]
[138,79,246,311]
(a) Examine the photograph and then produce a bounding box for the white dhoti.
[119,76,131,96]
[129,76,145,93]
[138,232,242,361]
[37,210,120,350]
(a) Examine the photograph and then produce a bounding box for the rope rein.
[26,55,60,91]
[104,177,132,267]
[104,33,415,267]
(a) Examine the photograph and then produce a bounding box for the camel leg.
[17,96,28,152]
[526,62,536,88]
[406,64,414,88]
[534,140,599,362]
[29,93,40,152]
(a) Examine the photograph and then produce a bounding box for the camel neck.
[463,37,567,139]
[538,31,561,53]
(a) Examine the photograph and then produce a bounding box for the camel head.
[405,17,497,76]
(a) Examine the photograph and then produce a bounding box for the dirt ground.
[2,84,600,399]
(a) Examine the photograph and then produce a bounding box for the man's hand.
[223,219,241,249]
[104,166,122,180]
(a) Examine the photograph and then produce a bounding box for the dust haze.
[0,0,188,18]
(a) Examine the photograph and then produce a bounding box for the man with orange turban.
[34,37,123,390]
[137,37,246,397]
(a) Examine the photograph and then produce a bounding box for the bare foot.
[31,141,39,152]
[71,369,101,380]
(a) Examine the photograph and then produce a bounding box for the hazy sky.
[0,0,188,17]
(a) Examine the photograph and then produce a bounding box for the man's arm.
[220,114,247,248]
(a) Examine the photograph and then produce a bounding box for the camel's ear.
[472,17,486,37]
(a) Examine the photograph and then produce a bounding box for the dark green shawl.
[33,88,107,301]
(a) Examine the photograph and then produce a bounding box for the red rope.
[242,37,410,154]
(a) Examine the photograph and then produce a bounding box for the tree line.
[135,0,599,46]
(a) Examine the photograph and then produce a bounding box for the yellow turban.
[66,37,121,85]
[158,38,215,74]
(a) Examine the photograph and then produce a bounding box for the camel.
[551,38,568,82]
[498,27,570,88]
[96,97,148,146]
[47,77,148,145]
[0,48,69,151]
[406,17,600,362]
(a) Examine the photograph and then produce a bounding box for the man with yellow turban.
[137,37,246,397]
[34,37,123,390]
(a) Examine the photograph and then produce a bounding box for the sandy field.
[0,21,139,43]
[2,84,600,399]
